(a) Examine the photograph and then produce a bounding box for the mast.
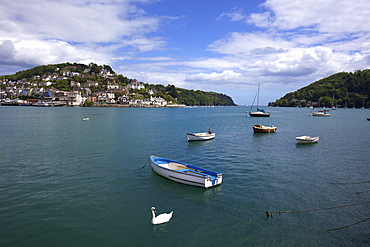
[256,83,260,109]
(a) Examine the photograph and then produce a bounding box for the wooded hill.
[269,69,370,108]
[0,62,235,106]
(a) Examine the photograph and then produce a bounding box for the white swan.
[151,207,173,225]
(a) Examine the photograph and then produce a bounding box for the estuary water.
[0,106,369,246]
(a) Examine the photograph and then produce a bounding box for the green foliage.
[116,74,129,86]
[52,79,72,92]
[271,70,370,108]
[84,100,94,107]
[143,84,234,105]
[1,62,235,106]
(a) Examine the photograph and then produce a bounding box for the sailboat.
[331,93,336,110]
[248,83,270,117]
[310,102,331,116]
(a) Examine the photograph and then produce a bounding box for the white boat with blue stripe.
[150,155,222,188]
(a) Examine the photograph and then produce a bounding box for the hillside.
[0,63,235,106]
[269,69,370,108]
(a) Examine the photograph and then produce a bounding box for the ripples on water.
[0,106,369,246]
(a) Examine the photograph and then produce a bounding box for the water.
[0,106,369,246]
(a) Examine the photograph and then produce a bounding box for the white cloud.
[185,70,242,82]
[0,0,166,73]
[247,12,272,28]
[0,40,16,62]
[208,32,293,56]
[218,8,247,22]
[260,0,370,33]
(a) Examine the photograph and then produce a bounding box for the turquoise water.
[0,106,369,246]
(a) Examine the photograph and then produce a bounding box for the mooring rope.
[141,157,150,169]
[251,200,370,231]
[251,200,370,214]
[332,180,370,185]
[356,189,370,194]
[325,217,370,231]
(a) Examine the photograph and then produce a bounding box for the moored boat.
[311,110,331,116]
[187,132,215,141]
[149,155,222,188]
[296,135,319,144]
[248,83,271,117]
[253,124,277,133]
[249,111,271,117]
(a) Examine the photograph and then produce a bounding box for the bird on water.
[151,207,173,225]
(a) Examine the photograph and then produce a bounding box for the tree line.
[269,69,370,108]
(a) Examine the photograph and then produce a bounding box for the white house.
[128,79,145,90]
[150,96,167,106]
[67,91,83,106]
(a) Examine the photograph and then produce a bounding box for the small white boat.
[311,111,331,116]
[187,132,215,141]
[149,155,222,188]
[296,136,319,144]
[83,118,90,121]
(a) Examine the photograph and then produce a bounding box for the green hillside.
[269,69,370,108]
[0,63,235,106]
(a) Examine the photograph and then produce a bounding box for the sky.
[1,0,370,105]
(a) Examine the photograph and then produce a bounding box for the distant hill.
[0,63,235,106]
[269,69,370,108]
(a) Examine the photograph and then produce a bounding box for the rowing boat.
[149,155,222,188]
[187,132,215,141]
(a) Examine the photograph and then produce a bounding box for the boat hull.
[187,132,215,141]
[253,124,277,133]
[249,112,270,117]
[150,156,222,188]
[296,136,319,144]
[311,112,331,116]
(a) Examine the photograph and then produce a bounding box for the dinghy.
[187,132,215,141]
[149,155,222,188]
[253,124,277,133]
[296,136,319,144]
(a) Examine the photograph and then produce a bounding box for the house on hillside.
[128,79,145,90]
[67,91,83,106]
[150,96,167,106]
[118,95,130,105]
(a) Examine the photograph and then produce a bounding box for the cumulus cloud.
[257,0,370,33]
[209,32,293,56]
[185,70,242,82]
[210,0,370,88]
[0,40,16,63]
[0,0,166,73]
[247,12,272,28]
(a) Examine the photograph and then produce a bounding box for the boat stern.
[205,173,223,188]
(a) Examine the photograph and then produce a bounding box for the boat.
[187,132,215,141]
[367,118,370,121]
[331,94,336,110]
[82,118,90,121]
[248,83,270,117]
[149,155,222,188]
[253,124,277,133]
[311,110,331,116]
[310,103,331,116]
[296,136,319,144]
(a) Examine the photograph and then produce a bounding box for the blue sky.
[1,0,369,105]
